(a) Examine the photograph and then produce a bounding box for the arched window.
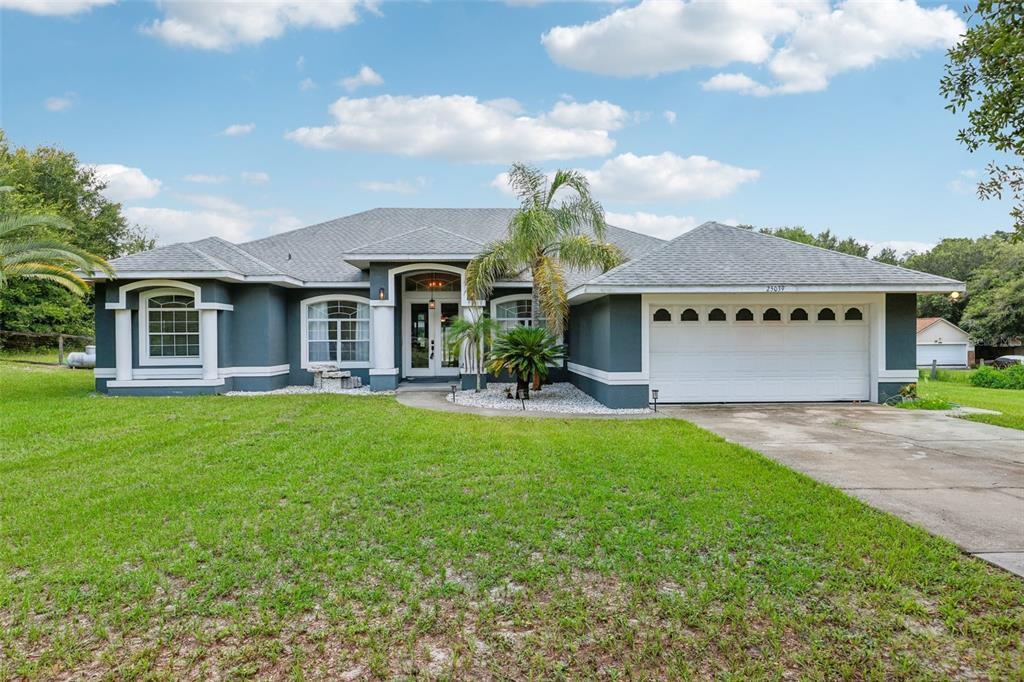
[305,298,370,365]
[817,307,836,321]
[763,307,781,322]
[652,308,672,322]
[680,308,699,322]
[844,307,863,321]
[790,307,809,321]
[708,307,726,322]
[736,307,754,321]
[142,290,199,363]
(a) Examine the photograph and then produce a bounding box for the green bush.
[970,364,1024,390]
[895,397,954,410]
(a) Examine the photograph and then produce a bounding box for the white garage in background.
[647,298,872,403]
[916,317,972,368]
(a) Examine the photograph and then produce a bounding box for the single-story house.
[916,317,974,368]
[87,209,964,407]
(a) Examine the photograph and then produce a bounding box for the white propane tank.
[67,345,96,369]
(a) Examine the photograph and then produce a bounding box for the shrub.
[899,383,918,399]
[895,397,954,410]
[486,326,565,399]
[970,364,1024,390]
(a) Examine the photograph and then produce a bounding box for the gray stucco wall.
[285,287,372,386]
[566,294,648,408]
[568,295,643,372]
[885,293,917,370]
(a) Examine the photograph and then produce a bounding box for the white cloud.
[605,211,698,239]
[241,171,270,185]
[544,0,965,95]
[542,0,804,76]
[299,77,317,91]
[358,177,427,194]
[0,0,114,15]
[125,193,301,244]
[222,122,255,136]
[586,152,759,202]
[339,65,384,92]
[184,173,228,184]
[44,95,74,111]
[89,164,162,202]
[868,239,934,257]
[545,100,629,131]
[142,1,370,51]
[491,152,758,202]
[947,169,978,195]
[663,110,677,124]
[286,94,621,163]
[296,55,306,70]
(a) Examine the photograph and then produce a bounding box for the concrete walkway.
[662,404,1024,576]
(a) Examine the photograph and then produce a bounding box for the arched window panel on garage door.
[652,307,672,322]
[680,308,699,322]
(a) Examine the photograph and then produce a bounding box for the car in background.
[991,355,1024,368]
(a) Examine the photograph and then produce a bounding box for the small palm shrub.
[971,364,1024,390]
[487,326,565,399]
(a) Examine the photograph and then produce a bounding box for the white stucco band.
[106,279,234,311]
[371,303,395,373]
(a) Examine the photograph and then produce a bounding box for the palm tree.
[466,163,624,335]
[487,326,566,400]
[0,210,113,294]
[445,313,500,392]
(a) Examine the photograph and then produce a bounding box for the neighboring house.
[86,209,964,407]
[916,317,974,368]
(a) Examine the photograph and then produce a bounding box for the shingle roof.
[917,317,943,333]
[108,208,666,285]
[344,226,486,256]
[582,222,963,289]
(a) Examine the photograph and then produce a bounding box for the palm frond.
[533,255,568,334]
[555,234,625,272]
[0,213,74,240]
[3,262,89,294]
[465,240,519,300]
[508,208,559,260]
[507,162,549,209]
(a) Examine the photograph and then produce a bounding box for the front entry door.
[406,299,460,377]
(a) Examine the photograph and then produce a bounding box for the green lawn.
[2,362,1022,680]
[918,374,1024,431]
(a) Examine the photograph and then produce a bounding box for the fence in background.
[0,331,95,365]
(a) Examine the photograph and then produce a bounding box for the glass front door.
[405,298,460,377]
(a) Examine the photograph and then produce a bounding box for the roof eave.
[341,253,480,268]
[568,281,966,301]
[85,270,305,287]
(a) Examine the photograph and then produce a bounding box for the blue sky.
[0,0,1009,253]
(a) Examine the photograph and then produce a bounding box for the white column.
[200,309,219,380]
[371,303,395,372]
[114,309,133,381]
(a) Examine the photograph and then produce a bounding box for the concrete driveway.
[663,404,1024,576]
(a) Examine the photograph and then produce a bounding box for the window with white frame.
[146,293,199,359]
[493,297,533,331]
[307,299,370,363]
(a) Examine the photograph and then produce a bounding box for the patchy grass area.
[2,362,1022,680]
[918,375,1024,431]
[893,397,954,410]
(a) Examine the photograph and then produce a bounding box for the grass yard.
[1,362,1022,680]
[918,374,1024,431]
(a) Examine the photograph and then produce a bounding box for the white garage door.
[649,304,870,403]
[917,343,967,367]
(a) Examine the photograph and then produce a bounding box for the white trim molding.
[98,365,290,380]
[878,369,920,382]
[299,293,372,370]
[369,368,400,376]
[567,362,648,386]
[106,279,234,311]
[382,262,486,308]
[569,282,965,301]
[221,364,290,378]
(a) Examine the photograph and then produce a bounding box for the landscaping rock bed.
[446,382,650,414]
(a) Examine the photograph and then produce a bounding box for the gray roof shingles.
[109,208,665,285]
[584,222,961,289]
[107,211,954,291]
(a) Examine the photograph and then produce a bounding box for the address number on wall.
[765,285,786,293]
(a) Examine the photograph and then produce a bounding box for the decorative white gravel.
[224,385,392,397]
[446,382,650,414]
